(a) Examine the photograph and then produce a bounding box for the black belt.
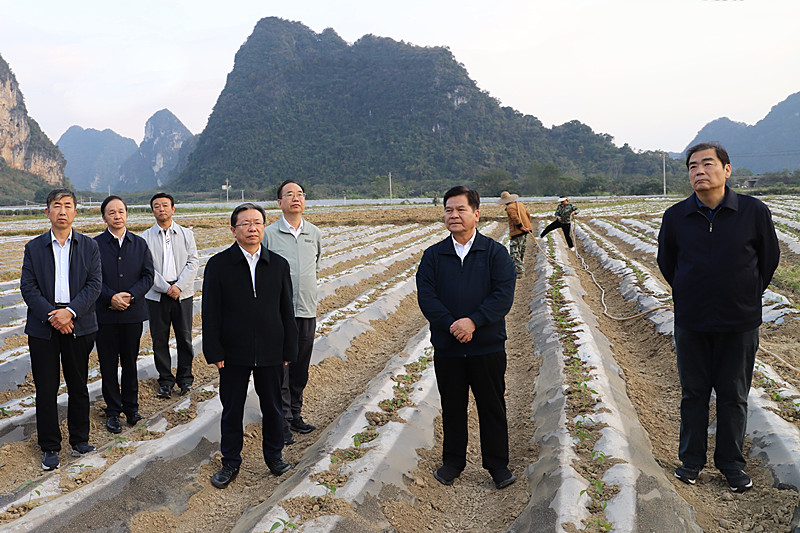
[167,281,178,285]
[54,303,69,309]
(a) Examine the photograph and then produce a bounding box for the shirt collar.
[451,229,477,250]
[50,229,73,246]
[281,215,303,233]
[238,244,261,261]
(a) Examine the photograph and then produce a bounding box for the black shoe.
[42,450,60,471]
[106,415,122,434]
[126,412,144,426]
[179,384,192,396]
[492,469,517,490]
[290,417,316,434]
[210,464,239,489]
[71,442,95,457]
[722,469,753,493]
[674,464,702,485]
[267,459,292,476]
[157,385,172,399]
[433,465,461,486]
[284,429,296,445]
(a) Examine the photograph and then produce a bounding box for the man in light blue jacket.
[264,180,322,444]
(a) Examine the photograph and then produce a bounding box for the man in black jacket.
[202,203,298,489]
[21,188,102,470]
[658,142,780,493]
[416,186,517,490]
[95,196,154,434]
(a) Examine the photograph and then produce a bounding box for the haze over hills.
[684,91,800,174]
[0,53,66,204]
[57,126,137,193]
[173,17,684,197]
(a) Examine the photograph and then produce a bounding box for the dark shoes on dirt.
[211,464,239,489]
[106,415,123,434]
[674,464,701,485]
[42,450,59,471]
[675,464,753,493]
[723,469,753,493]
[157,384,172,399]
[267,459,292,476]
[71,442,95,457]
[492,469,517,490]
[290,417,316,434]
[433,465,462,486]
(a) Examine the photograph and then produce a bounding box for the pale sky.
[1,0,798,153]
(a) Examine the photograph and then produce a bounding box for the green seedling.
[269,518,299,531]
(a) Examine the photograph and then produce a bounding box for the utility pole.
[222,179,231,203]
[389,171,393,202]
[663,152,667,196]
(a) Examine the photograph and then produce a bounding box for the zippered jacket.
[263,219,322,318]
[657,187,780,332]
[416,231,516,356]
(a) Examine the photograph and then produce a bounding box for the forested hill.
[685,91,800,174]
[174,17,682,197]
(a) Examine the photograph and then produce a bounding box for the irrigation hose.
[532,214,670,322]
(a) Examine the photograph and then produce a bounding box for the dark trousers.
[540,220,574,248]
[29,332,96,452]
[433,351,509,474]
[219,363,285,468]
[282,317,316,425]
[675,326,758,471]
[97,322,144,417]
[147,295,194,388]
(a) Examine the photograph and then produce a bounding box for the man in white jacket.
[142,193,199,399]
[264,180,322,444]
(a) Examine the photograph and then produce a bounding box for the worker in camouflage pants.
[497,191,532,277]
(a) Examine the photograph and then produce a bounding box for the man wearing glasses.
[264,180,322,445]
[203,203,297,488]
[142,193,199,399]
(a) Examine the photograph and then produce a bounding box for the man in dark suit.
[94,195,154,434]
[202,203,298,489]
[21,188,102,471]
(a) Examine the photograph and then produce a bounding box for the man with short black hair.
[264,180,322,445]
[203,203,298,489]
[142,192,199,398]
[21,188,102,470]
[417,185,517,490]
[95,195,154,434]
[658,142,780,493]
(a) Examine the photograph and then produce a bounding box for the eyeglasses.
[282,191,305,199]
[233,221,265,229]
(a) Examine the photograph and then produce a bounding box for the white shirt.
[161,223,178,281]
[51,230,76,317]
[451,230,476,264]
[238,245,260,296]
[281,215,304,240]
[111,228,126,248]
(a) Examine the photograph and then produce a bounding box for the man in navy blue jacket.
[658,142,780,493]
[417,185,517,490]
[21,188,102,470]
[94,196,154,434]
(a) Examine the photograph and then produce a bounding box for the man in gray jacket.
[264,180,322,444]
[142,193,199,398]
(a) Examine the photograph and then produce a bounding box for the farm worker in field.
[21,188,101,471]
[497,191,532,277]
[264,180,322,445]
[657,142,780,493]
[416,185,518,490]
[539,196,578,249]
[142,193,199,399]
[202,203,298,489]
[94,195,154,435]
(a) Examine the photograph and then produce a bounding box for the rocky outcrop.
[118,109,193,191]
[0,54,65,186]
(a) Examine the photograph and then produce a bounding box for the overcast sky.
[2,0,798,153]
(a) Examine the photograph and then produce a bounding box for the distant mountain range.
[171,17,683,197]
[682,91,800,174]
[57,109,195,194]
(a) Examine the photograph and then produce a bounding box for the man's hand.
[557,216,562,222]
[166,284,181,300]
[48,308,74,333]
[110,292,131,311]
[450,318,476,344]
[214,361,224,369]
